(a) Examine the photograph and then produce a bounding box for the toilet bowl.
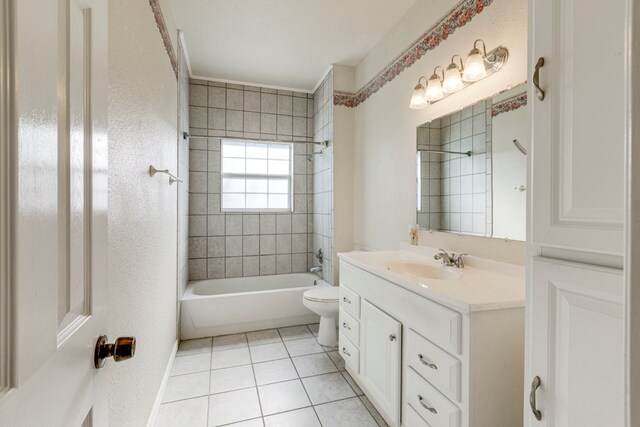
[303,283,339,347]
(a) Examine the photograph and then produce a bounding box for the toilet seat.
[303,286,339,303]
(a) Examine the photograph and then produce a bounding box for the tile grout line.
[245,333,266,422]
[166,326,374,426]
[297,324,326,427]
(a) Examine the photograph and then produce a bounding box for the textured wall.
[107,1,178,426]
[187,80,315,280]
[352,0,527,252]
[177,35,190,333]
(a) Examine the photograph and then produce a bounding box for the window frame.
[220,138,295,213]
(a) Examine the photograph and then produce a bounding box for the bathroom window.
[220,139,293,212]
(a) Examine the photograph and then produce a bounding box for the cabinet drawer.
[407,329,461,403]
[406,405,431,427]
[407,368,461,427]
[340,286,360,319]
[339,308,360,346]
[339,333,359,373]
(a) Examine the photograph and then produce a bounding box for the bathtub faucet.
[310,266,323,277]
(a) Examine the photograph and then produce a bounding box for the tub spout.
[310,266,323,277]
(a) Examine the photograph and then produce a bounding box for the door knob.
[94,335,136,369]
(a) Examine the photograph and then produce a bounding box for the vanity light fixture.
[443,55,465,93]
[425,66,445,102]
[409,39,508,109]
[463,39,489,81]
[410,77,429,109]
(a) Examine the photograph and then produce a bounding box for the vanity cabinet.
[339,260,524,427]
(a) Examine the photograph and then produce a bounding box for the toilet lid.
[304,286,339,303]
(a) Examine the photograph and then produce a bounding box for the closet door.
[527,258,623,427]
[530,0,626,256]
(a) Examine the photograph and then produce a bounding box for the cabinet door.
[359,300,402,426]
[530,0,626,256]
[527,258,623,427]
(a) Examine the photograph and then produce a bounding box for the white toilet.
[303,283,339,347]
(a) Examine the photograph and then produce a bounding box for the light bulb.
[425,75,444,102]
[443,64,464,93]
[410,83,428,109]
[462,49,486,82]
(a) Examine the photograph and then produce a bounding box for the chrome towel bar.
[148,165,183,185]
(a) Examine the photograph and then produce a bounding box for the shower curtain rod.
[183,132,328,146]
[418,149,472,157]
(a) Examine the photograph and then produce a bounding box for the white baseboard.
[146,340,178,427]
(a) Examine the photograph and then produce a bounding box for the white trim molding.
[146,340,178,427]
[0,0,15,393]
[177,30,191,77]
[625,0,639,425]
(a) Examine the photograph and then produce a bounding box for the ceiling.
[170,0,419,91]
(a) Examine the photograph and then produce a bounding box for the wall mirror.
[416,84,528,241]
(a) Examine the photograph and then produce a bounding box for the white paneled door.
[359,300,402,426]
[528,258,624,427]
[0,0,109,425]
[529,0,626,256]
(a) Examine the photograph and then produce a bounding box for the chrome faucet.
[310,266,323,276]
[434,249,467,268]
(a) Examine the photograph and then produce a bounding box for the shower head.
[512,139,527,155]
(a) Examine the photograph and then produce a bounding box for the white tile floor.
[155,324,388,427]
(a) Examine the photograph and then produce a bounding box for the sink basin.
[386,262,461,280]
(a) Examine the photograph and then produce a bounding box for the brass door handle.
[529,376,542,421]
[94,335,136,369]
[533,57,545,101]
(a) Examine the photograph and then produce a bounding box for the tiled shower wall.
[187,80,316,280]
[312,72,334,284]
[417,99,492,236]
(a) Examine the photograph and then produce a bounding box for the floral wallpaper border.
[149,0,178,79]
[491,92,527,117]
[333,0,494,108]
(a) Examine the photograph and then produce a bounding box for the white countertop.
[337,247,525,313]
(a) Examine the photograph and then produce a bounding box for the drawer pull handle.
[342,322,351,330]
[418,354,438,370]
[529,376,542,421]
[418,395,437,414]
[342,297,351,304]
[342,347,351,357]
[389,334,396,341]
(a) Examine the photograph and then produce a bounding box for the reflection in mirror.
[416,84,528,241]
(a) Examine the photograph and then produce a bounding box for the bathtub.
[181,273,321,339]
